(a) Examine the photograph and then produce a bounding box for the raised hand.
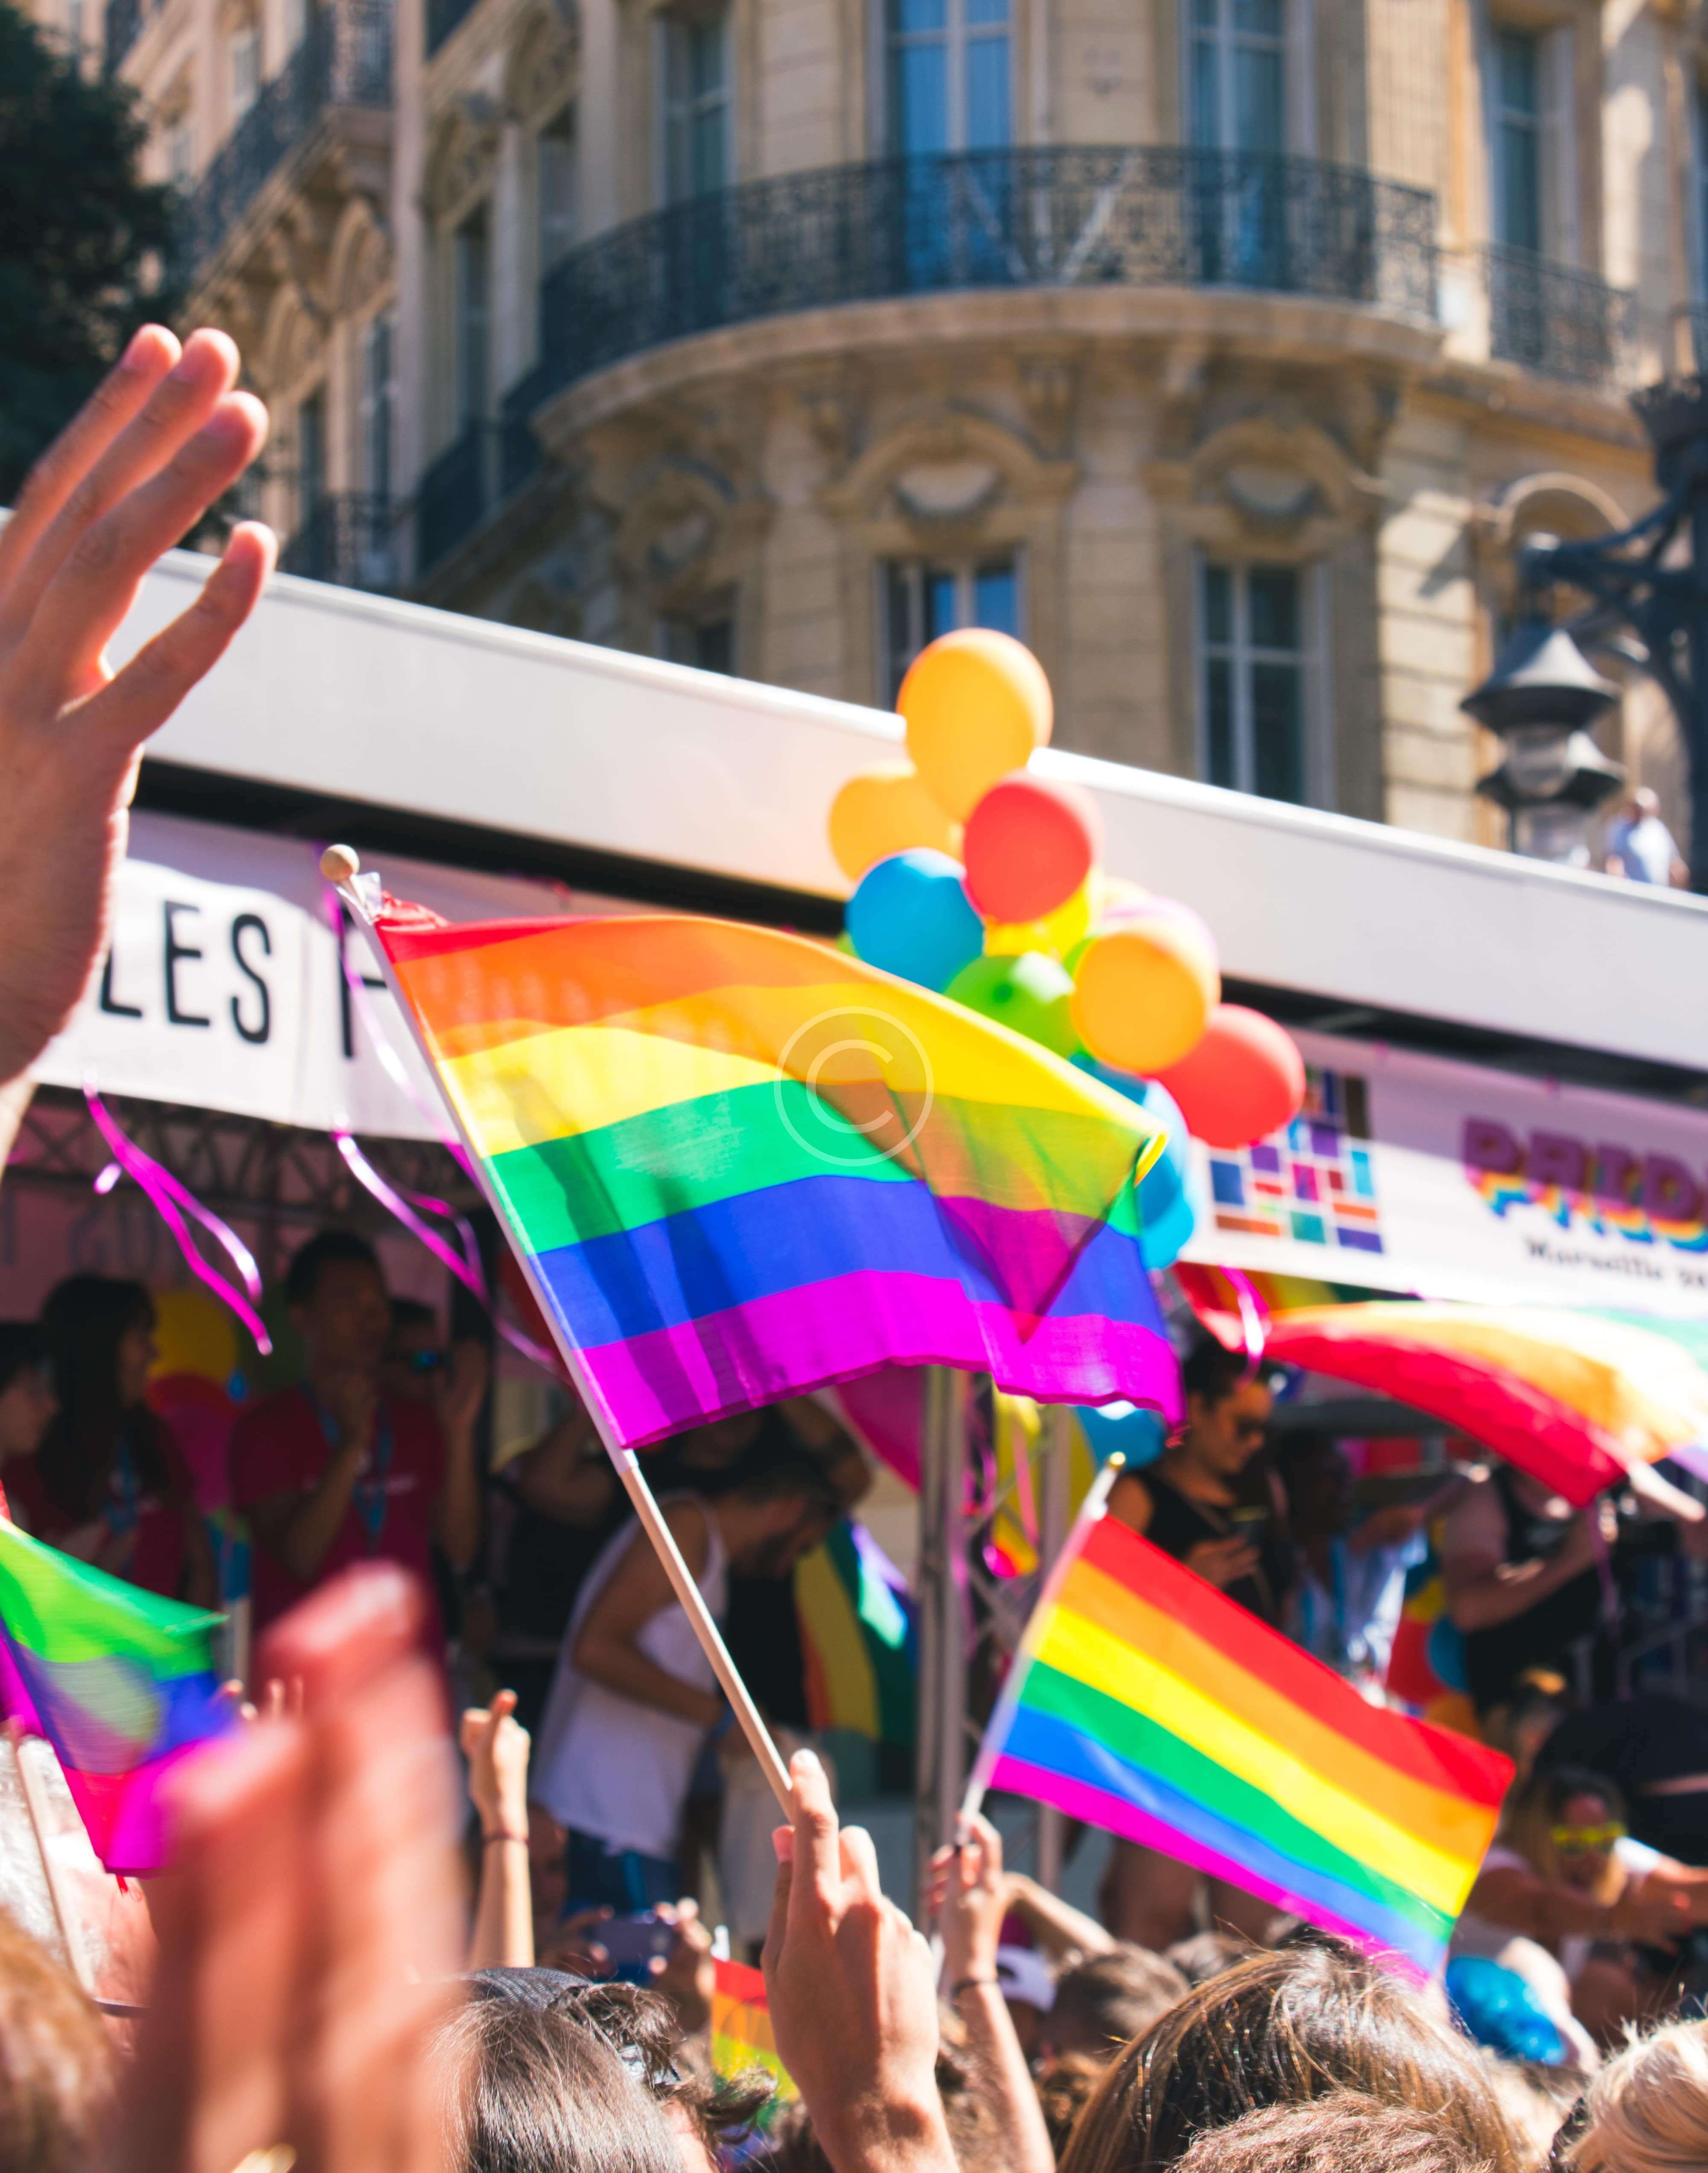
[0,325,272,1088]
[459,1688,530,1841]
[925,1811,1009,1986]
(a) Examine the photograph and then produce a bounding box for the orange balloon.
[1070,921,1220,1075]
[828,766,959,880]
[1157,1006,1305,1149]
[899,630,1053,820]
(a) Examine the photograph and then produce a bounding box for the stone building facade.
[33,0,1708,851]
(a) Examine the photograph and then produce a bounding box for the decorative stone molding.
[820,407,1076,528]
[1146,412,1384,561]
[330,198,392,318]
[424,100,501,223]
[1015,348,1079,457]
[505,4,579,121]
[261,284,323,396]
[1470,470,1629,617]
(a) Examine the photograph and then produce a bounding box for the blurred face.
[731,1498,835,1577]
[292,1260,391,1376]
[670,1413,760,1470]
[1185,1376,1273,1481]
[381,1316,440,1405]
[1286,1443,1354,1539]
[1553,1790,1622,1892]
[0,1365,56,1461]
[116,1318,157,1409]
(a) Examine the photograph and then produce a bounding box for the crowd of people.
[3,334,1708,2170]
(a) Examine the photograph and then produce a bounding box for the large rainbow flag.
[366,900,1179,1446]
[710,1956,796,2100]
[968,1482,1511,1978]
[0,1517,232,1874]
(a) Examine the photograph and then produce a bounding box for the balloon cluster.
[829,630,1306,1267]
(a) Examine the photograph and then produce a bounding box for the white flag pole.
[321,847,795,1816]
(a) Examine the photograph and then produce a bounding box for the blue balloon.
[1077,1401,1166,1469]
[1443,1958,1566,2065]
[1073,1060,1197,1266]
[846,849,985,992]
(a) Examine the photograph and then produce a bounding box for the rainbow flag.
[367,901,1179,1447]
[968,1481,1511,1978]
[0,1519,233,1874]
[796,1519,914,1746]
[710,1956,796,2099]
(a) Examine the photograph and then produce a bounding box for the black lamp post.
[1486,371,1708,887]
[1463,619,1626,864]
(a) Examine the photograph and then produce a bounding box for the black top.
[1464,1467,1605,1715]
[1139,1467,1288,1627]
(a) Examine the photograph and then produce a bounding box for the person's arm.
[462,1688,534,1971]
[1001,1871,1115,1961]
[570,1501,724,1728]
[513,1406,618,1527]
[777,1396,872,1509]
[431,1339,488,1573]
[1468,1860,1691,1947]
[924,1817,1055,2173]
[1441,1485,1600,1633]
[245,1379,374,1588]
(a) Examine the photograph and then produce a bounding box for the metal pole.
[1035,1406,1073,1893]
[914,1366,967,1911]
[1690,486,1708,893]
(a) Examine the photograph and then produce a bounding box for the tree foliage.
[0,2,180,501]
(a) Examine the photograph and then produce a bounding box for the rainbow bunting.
[0,1518,233,1874]
[366,901,1180,1447]
[969,1483,1511,1978]
[710,1956,796,2099]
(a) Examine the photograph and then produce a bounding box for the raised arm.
[570,1501,724,1728]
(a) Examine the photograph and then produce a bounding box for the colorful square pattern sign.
[1207,1067,1385,1256]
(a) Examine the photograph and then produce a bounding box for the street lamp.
[1463,617,1626,864]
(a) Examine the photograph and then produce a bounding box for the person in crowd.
[0,1321,56,1526]
[1454,1766,1708,2041]
[463,1687,535,1972]
[1275,1432,1430,1687]
[1101,1338,1290,1946]
[1164,1930,1251,1986]
[533,1455,840,1912]
[1057,1940,1525,2173]
[1168,2093,1494,2173]
[1560,2016,1708,2172]
[383,1296,448,1405]
[14,1276,215,1605]
[1603,788,1687,888]
[1477,2056,1586,2170]
[1537,1692,1708,1865]
[228,1228,486,1643]
[0,1906,116,2173]
[1042,1945,1192,2062]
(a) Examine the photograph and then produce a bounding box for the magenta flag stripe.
[572,1269,1183,1448]
[990,1754,1428,1983]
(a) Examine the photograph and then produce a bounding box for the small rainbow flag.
[711,1956,796,2099]
[968,1477,1511,1978]
[366,901,1179,1447]
[0,1518,233,1874]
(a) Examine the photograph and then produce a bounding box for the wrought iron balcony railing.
[1485,244,1636,388]
[280,493,400,592]
[104,0,143,73]
[184,3,392,275]
[415,418,543,575]
[510,147,1438,409]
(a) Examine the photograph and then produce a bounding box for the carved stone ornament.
[892,460,1003,523]
[506,7,579,121]
[425,103,501,221]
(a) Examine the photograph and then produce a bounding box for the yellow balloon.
[1070,921,1220,1075]
[899,630,1053,821]
[983,874,1094,960]
[828,766,960,881]
[150,1286,240,1387]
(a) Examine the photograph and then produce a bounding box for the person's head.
[1044,1944,1190,2062]
[1164,1930,1251,1988]
[1563,2018,1708,2173]
[36,1276,169,1517]
[1500,1766,1629,1904]
[1179,1339,1274,1482]
[1169,2093,1493,2173]
[285,1229,389,1377]
[0,1324,56,1463]
[382,1297,441,1405]
[0,1909,117,2173]
[1275,1433,1355,1541]
[713,1451,841,1575]
[433,1988,684,2173]
[994,1943,1057,2059]
[1057,1941,1522,2173]
[1486,1673,1573,1784]
[1632,786,1661,822]
[1478,2055,1584,2168]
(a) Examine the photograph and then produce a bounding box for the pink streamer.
[83,1082,272,1356]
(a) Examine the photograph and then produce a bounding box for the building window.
[886,0,1010,155]
[1188,0,1286,152]
[658,611,735,675]
[296,389,326,530]
[1492,28,1542,252]
[166,111,194,187]
[359,311,394,500]
[1197,560,1315,805]
[454,209,490,426]
[883,556,1018,704]
[538,104,577,275]
[661,10,731,203]
[230,23,261,120]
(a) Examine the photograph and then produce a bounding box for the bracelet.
[482,1829,528,1847]
[951,1974,999,1996]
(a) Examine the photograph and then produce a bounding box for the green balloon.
[946,951,1080,1058]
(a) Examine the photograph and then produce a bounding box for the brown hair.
[1169,2092,1493,2173]
[1038,2051,1111,2158]
[0,1909,116,2173]
[1056,1942,1522,2173]
[1048,1946,1190,2060]
[1163,1933,1251,1988]
[547,1978,774,2150]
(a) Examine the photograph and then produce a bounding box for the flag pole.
[321,848,795,1817]
[958,1453,1125,1833]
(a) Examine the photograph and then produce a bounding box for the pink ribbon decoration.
[83,1082,273,1356]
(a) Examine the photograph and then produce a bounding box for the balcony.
[1485,244,1636,389]
[415,419,544,575]
[184,2,392,279]
[508,147,1438,411]
[280,493,400,592]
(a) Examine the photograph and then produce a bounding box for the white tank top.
[533,1494,728,1860]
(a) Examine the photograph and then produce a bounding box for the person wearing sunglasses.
[1454,1764,1708,2044]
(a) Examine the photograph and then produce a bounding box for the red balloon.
[962,772,1101,925]
[1157,1005,1305,1149]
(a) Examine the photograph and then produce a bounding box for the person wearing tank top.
[532,1460,839,1915]
[1098,1337,1292,1951]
